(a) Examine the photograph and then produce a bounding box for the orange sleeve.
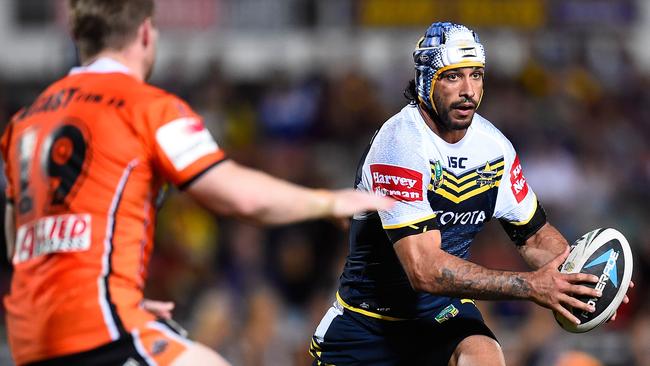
[1,118,15,203]
[144,94,226,188]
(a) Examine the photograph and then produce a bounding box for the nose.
[460,78,475,100]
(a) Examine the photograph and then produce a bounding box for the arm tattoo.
[435,263,531,300]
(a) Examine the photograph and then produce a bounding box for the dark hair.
[69,0,155,60]
[404,79,417,105]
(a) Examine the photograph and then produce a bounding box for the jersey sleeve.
[360,121,437,243]
[1,118,15,203]
[494,140,546,244]
[144,94,226,189]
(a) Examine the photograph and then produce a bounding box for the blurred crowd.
[0,31,649,366]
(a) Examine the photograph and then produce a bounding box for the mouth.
[452,103,476,118]
[454,102,476,110]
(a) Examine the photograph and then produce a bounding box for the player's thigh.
[448,334,505,366]
[171,342,230,366]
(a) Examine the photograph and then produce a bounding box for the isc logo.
[448,156,467,169]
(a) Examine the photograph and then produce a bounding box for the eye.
[471,71,484,80]
[444,73,459,81]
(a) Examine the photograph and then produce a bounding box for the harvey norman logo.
[509,155,529,203]
[372,172,418,189]
[370,164,423,202]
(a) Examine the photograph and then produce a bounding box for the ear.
[140,18,154,48]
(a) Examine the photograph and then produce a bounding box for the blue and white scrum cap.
[413,22,485,111]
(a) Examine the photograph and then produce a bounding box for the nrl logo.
[476,161,498,187]
[563,262,575,272]
[430,160,444,190]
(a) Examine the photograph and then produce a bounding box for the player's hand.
[329,189,394,218]
[528,246,601,325]
[142,299,175,320]
[608,280,634,322]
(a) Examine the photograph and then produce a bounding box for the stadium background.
[0,0,649,365]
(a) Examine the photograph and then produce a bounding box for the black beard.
[436,110,471,131]
[431,95,476,131]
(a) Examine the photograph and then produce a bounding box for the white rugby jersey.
[360,104,537,236]
[338,104,541,319]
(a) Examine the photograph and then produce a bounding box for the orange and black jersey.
[0,58,225,365]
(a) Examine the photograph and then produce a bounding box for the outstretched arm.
[185,160,393,225]
[393,229,599,325]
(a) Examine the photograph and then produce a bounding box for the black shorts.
[310,297,497,366]
[25,319,192,366]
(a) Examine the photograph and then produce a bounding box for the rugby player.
[309,22,631,366]
[0,1,392,365]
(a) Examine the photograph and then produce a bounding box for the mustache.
[451,97,478,109]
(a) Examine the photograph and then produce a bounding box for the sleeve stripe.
[178,157,228,190]
[507,193,537,226]
[499,199,547,245]
[382,213,437,230]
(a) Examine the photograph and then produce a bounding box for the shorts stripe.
[146,321,194,348]
[131,329,157,366]
[314,303,342,343]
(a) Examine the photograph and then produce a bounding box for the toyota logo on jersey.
[370,164,423,202]
[509,155,529,203]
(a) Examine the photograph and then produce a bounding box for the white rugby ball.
[554,228,633,333]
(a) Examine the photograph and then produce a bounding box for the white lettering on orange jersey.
[14,214,91,264]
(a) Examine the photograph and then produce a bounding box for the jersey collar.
[68,57,132,76]
[409,104,476,148]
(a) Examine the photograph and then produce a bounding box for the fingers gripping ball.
[554,228,633,333]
